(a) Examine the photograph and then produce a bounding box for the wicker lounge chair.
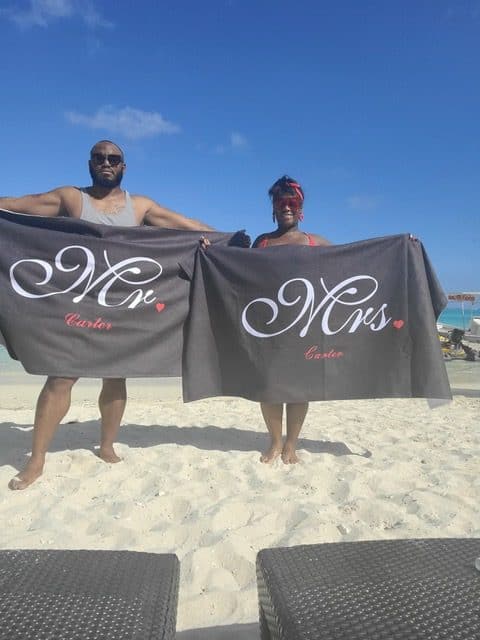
[257,538,480,640]
[0,549,179,639]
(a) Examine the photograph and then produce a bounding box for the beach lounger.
[0,549,179,639]
[256,538,480,640]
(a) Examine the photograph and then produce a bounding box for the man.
[1,139,214,490]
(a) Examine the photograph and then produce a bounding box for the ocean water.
[438,307,480,329]
[0,345,24,372]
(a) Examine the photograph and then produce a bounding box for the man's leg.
[283,402,309,464]
[98,378,126,463]
[9,376,78,490]
[259,402,284,464]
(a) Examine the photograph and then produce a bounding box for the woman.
[252,175,330,464]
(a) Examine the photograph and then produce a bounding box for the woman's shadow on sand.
[0,419,371,470]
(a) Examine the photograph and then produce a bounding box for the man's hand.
[200,230,250,251]
[228,230,251,248]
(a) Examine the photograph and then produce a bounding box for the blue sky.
[1,0,479,292]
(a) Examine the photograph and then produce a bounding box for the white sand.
[0,367,479,639]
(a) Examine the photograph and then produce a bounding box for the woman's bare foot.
[281,441,300,464]
[97,445,122,464]
[260,443,283,464]
[8,458,44,490]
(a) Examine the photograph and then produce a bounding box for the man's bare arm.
[143,198,214,231]
[0,187,77,217]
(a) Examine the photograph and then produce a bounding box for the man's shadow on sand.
[0,420,371,471]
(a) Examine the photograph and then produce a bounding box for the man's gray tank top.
[79,189,138,226]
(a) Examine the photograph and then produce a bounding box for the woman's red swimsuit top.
[257,233,315,248]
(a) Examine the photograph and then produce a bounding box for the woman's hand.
[199,236,211,250]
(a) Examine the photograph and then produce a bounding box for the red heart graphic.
[393,320,404,329]
[156,303,165,313]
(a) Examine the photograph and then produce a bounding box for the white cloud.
[346,194,380,211]
[214,131,248,154]
[65,106,181,141]
[230,131,248,148]
[4,0,112,29]
[80,2,112,28]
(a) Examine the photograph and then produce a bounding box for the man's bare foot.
[281,442,300,464]
[8,460,44,490]
[97,446,122,464]
[260,444,283,464]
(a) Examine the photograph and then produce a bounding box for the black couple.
[0,140,329,490]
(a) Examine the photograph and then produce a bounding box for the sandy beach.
[0,362,479,639]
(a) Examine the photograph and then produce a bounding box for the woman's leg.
[283,402,309,464]
[259,402,284,463]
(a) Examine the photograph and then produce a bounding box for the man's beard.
[89,165,124,188]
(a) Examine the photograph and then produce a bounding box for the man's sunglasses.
[90,153,124,167]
